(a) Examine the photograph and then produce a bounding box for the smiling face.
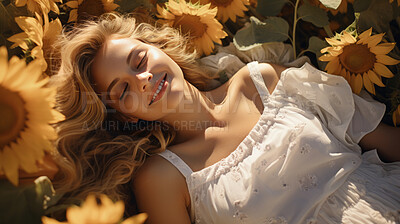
[91,37,186,121]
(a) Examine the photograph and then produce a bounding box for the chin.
[163,78,185,111]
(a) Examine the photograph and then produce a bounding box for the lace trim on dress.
[158,150,193,178]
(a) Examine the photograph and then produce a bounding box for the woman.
[52,13,400,223]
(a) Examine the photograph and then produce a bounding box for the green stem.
[298,49,308,58]
[292,0,300,60]
[323,25,334,37]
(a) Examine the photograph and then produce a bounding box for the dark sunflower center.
[77,0,106,23]
[0,86,26,149]
[339,44,376,74]
[211,0,234,7]
[174,14,207,39]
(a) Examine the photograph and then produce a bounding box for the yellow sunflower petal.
[103,0,119,11]
[351,73,363,94]
[14,16,43,47]
[12,138,39,173]
[19,131,45,159]
[7,33,29,50]
[345,71,351,83]
[342,31,356,44]
[370,43,396,55]
[327,47,343,56]
[367,70,385,87]
[121,213,148,224]
[3,58,26,88]
[363,73,375,94]
[65,0,78,8]
[326,37,344,46]
[68,9,78,23]
[41,216,65,224]
[367,33,385,48]
[325,57,341,74]
[340,67,347,79]
[0,47,7,81]
[2,146,20,186]
[319,53,336,61]
[49,1,60,14]
[157,4,175,20]
[374,62,394,78]
[168,0,183,16]
[45,18,62,43]
[14,0,27,7]
[358,28,372,41]
[376,54,400,65]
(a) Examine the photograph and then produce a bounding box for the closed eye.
[137,51,147,69]
[119,83,129,100]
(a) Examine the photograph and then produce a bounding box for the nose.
[136,72,152,92]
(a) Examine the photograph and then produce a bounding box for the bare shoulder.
[133,155,191,223]
[133,154,188,199]
[235,62,287,94]
[258,62,287,79]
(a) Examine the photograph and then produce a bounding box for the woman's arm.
[133,155,191,224]
[359,122,400,162]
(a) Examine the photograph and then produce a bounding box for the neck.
[161,81,227,144]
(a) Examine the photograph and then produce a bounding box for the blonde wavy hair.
[51,13,214,216]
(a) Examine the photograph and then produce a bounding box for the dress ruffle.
[317,150,400,223]
[279,63,386,153]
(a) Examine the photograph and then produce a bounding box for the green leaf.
[353,0,372,12]
[358,0,393,34]
[34,176,61,210]
[318,0,341,9]
[307,36,329,69]
[233,16,289,51]
[307,36,329,57]
[298,3,330,28]
[256,0,289,16]
[0,177,60,224]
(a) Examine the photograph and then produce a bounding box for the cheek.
[117,92,152,115]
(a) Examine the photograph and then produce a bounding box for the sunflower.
[42,194,148,224]
[390,0,400,6]
[195,0,249,23]
[0,46,64,186]
[14,0,62,15]
[393,105,400,126]
[309,0,354,16]
[65,0,119,23]
[157,0,227,56]
[7,13,62,74]
[319,29,399,94]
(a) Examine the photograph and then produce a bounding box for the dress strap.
[158,150,193,179]
[247,61,270,101]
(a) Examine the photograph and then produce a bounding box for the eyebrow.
[106,78,120,100]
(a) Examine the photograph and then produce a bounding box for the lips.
[149,74,167,106]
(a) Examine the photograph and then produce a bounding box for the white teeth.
[151,79,165,101]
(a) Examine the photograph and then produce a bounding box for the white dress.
[158,61,400,224]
